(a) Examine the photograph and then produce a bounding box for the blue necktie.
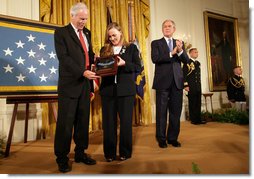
[168,39,172,52]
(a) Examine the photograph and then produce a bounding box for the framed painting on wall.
[203,11,241,91]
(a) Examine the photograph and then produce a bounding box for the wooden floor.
[0,121,249,174]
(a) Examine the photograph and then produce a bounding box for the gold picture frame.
[204,11,241,91]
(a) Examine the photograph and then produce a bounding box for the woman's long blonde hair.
[101,22,129,57]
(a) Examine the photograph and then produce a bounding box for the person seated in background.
[227,66,247,111]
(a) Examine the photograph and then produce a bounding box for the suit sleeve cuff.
[169,52,172,58]
[177,50,183,56]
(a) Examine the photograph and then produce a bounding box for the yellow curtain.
[39,0,152,134]
[133,0,152,125]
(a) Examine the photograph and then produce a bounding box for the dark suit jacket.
[227,75,246,102]
[183,59,201,94]
[54,24,95,98]
[151,38,189,90]
[99,43,141,97]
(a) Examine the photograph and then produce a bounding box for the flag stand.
[3,94,58,157]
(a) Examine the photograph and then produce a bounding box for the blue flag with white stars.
[0,21,58,93]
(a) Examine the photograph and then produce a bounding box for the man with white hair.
[54,2,99,172]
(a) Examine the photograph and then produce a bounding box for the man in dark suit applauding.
[151,19,189,148]
[54,2,99,173]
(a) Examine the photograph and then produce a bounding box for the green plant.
[192,162,201,174]
[201,111,213,122]
[201,108,249,125]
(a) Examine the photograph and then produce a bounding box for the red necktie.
[78,30,89,68]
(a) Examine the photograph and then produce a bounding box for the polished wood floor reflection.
[0,121,249,174]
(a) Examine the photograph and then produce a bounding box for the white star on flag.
[3,64,14,73]
[27,34,35,42]
[27,65,37,73]
[38,58,47,66]
[16,73,26,82]
[49,66,57,74]
[3,47,13,56]
[15,40,25,48]
[39,73,48,82]
[27,49,36,58]
[48,51,56,59]
[16,56,25,65]
[38,42,46,50]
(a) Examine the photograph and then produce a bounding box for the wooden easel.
[4,94,58,157]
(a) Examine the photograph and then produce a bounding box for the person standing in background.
[54,2,99,173]
[183,48,206,125]
[151,19,189,148]
[99,22,141,162]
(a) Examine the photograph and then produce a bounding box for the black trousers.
[54,87,90,164]
[188,91,201,123]
[101,95,135,159]
[155,81,183,143]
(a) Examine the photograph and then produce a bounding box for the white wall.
[0,0,39,20]
[148,0,249,122]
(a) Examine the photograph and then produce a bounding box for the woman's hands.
[116,56,126,66]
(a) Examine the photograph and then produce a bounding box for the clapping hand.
[176,39,183,53]
[171,39,183,55]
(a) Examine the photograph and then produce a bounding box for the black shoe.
[158,141,168,148]
[191,121,200,125]
[201,120,207,124]
[75,155,96,165]
[58,162,71,173]
[120,156,126,161]
[119,156,130,161]
[105,157,115,162]
[191,121,206,125]
[168,140,181,147]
